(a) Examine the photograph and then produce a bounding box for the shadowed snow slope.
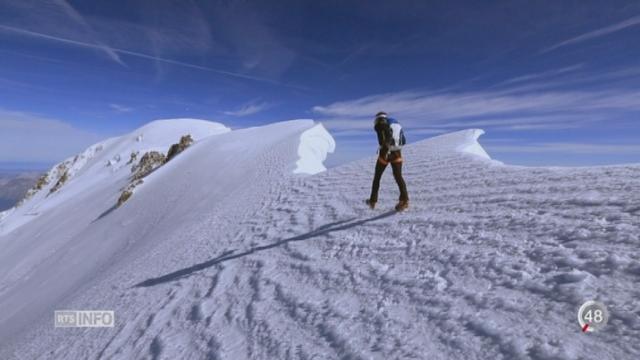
[1,124,638,360]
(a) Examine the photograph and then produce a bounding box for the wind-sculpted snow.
[294,123,336,175]
[1,127,638,360]
[456,129,492,160]
[426,128,493,160]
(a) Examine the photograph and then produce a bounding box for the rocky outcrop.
[117,134,193,207]
[117,190,133,207]
[126,151,139,165]
[48,171,69,195]
[33,174,49,191]
[166,135,193,162]
[48,164,70,195]
[131,151,166,181]
[117,179,142,207]
[118,151,165,207]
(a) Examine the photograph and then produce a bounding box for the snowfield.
[0,119,638,360]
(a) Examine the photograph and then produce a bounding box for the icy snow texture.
[0,120,639,360]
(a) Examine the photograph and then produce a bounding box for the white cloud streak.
[109,103,133,113]
[51,0,124,66]
[542,15,640,53]
[313,65,640,138]
[313,88,640,124]
[222,101,271,117]
[497,64,584,86]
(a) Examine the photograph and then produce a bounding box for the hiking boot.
[395,200,409,212]
[365,199,376,209]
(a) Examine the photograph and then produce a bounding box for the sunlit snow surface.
[0,121,638,359]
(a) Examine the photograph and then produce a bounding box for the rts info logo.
[54,310,115,328]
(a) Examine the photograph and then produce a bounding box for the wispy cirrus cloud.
[0,0,304,89]
[109,103,133,113]
[222,101,272,117]
[0,24,124,62]
[426,114,605,130]
[0,0,124,65]
[314,61,640,165]
[0,24,302,88]
[313,88,640,124]
[541,15,640,53]
[52,0,124,65]
[313,65,640,137]
[496,64,584,86]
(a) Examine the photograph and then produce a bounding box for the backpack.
[386,117,406,151]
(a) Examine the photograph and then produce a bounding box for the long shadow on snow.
[135,210,397,288]
[94,204,118,222]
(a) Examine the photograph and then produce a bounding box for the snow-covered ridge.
[0,119,230,235]
[0,119,337,348]
[0,119,338,236]
[0,124,487,236]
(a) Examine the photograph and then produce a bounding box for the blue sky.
[1,0,639,169]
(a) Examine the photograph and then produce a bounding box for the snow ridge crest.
[422,128,492,160]
[456,129,491,160]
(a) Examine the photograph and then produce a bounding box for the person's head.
[375,111,387,119]
[374,111,388,125]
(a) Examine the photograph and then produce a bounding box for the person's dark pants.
[369,151,408,203]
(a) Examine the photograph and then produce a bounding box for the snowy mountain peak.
[129,118,231,144]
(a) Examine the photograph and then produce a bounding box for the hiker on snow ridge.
[366,111,409,211]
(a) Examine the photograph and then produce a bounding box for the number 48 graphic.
[583,309,603,323]
[578,301,609,332]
